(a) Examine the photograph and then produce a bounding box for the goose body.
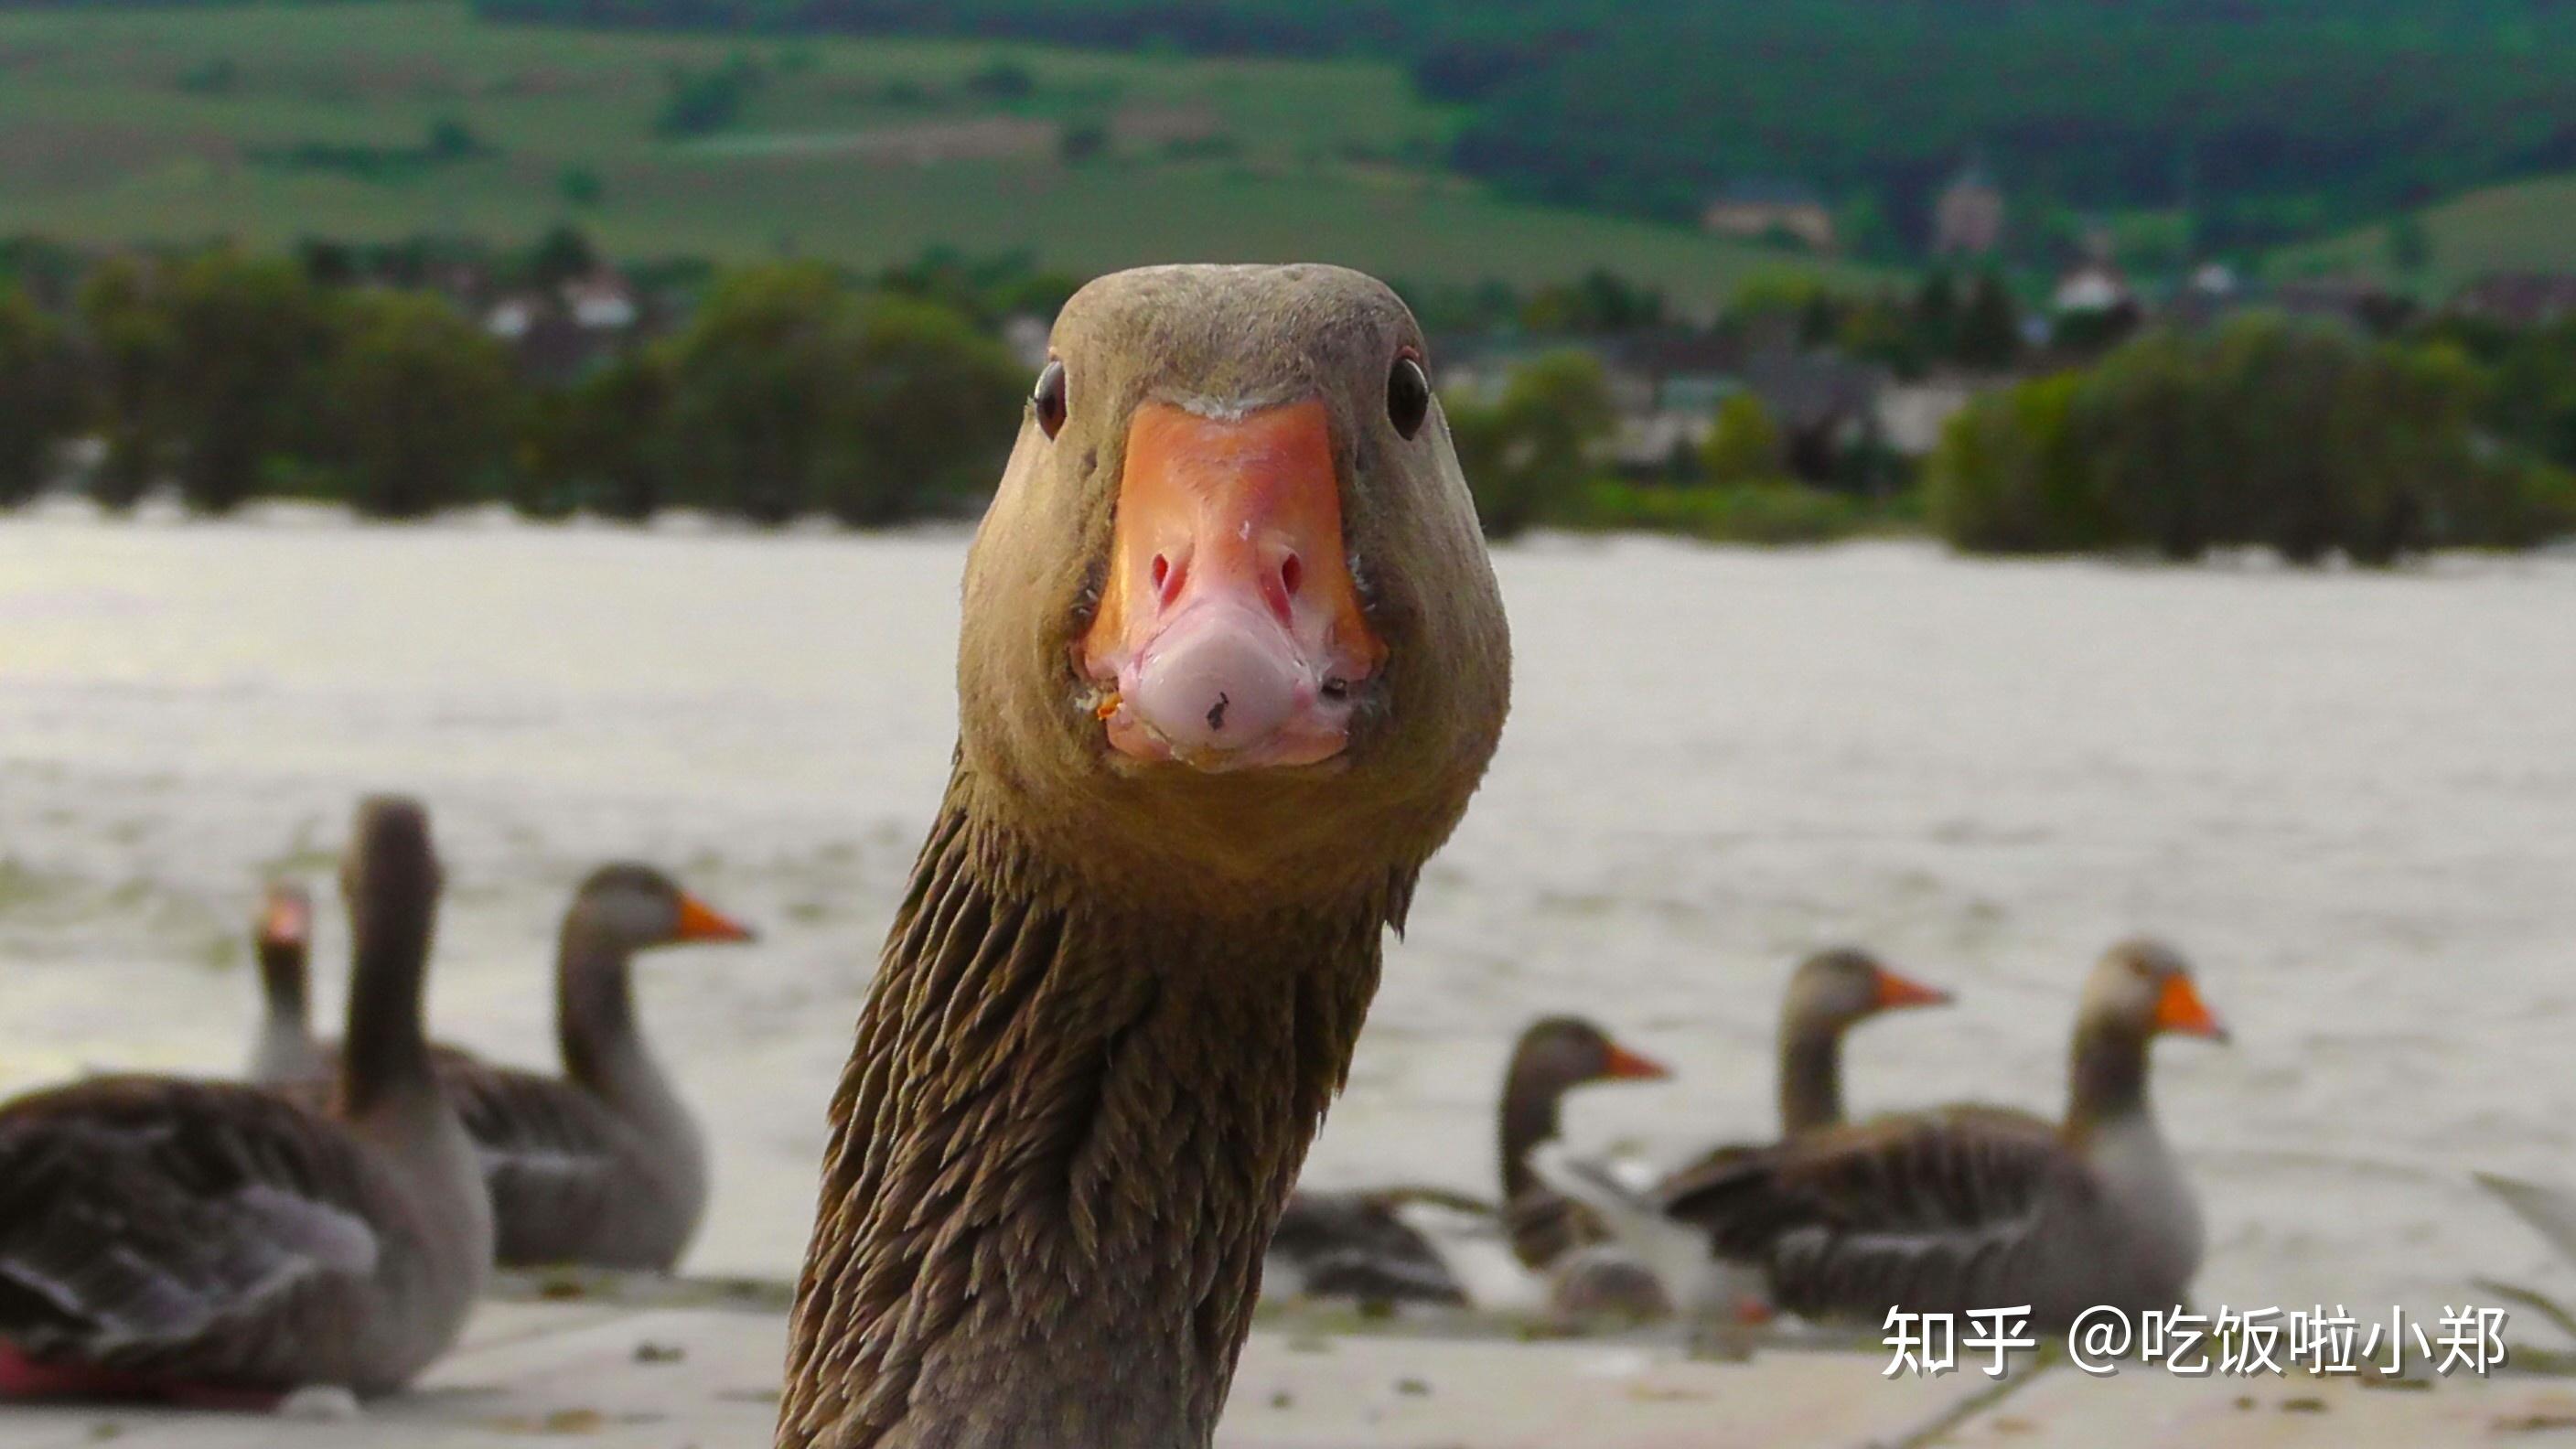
[1269,1017,1668,1310]
[251,864,753,1272]
[1661,939,2227,1330]
[0,797,490,1400]
[1525,949,1950,1319]
[778,264,1509,1449]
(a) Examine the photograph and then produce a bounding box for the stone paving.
[2,1297,2571,1448]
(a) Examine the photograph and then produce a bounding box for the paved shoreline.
[3,1289,2571,1448]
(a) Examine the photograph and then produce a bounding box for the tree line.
[1927,315,2576,564]
[0,246,1028,523]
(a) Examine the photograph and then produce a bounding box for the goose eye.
[1032,360,1068,439]
[1387,352,1430,439]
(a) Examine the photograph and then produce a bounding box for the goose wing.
[434,1062,639,1266]
[1659,1106,2077,1319]
[0,1076,390,1384]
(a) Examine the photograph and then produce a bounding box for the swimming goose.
[1523,948,1950,1320]
[245,879,327,1086]
[0,796,491,1400]
[249,864,755,1272]
[1660,939,2226,1330]
[1268,1015,1669,1308]
[777,263,1511,1449]
[438,864,752,1271]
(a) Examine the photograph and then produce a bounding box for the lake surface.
[3,508,2573,1326]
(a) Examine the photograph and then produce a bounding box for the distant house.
[1701,180,1838,252]
[2450,273,2576,328]
[562,272,639,331]
[2052,260,2133,316]
[1001,314,1052,372]
[485,270,647,383]
[1932,162,2005,258]
[484,294,543,341]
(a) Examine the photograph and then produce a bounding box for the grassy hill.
[2274,175,2576,295]
[0,2,1878,310]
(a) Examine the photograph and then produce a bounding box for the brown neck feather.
[259,939,309,1025]
[778,769,1401,1449]
[2067,1014,2152,1139]
[339,874,438,1119]
[1776,1027,1845,1137]
[557,916,639,1091]
[1496,1065,1571,1204]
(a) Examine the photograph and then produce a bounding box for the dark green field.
[0,2,1880,308]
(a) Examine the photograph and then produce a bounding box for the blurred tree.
[2385,212,2433,278]
[827,294,1027,523]
[559,165,606,208]
[158,252,332,512]
[1913,271,1959,360]
[328,291,518,518]
[1446,349,1615,539]
[660,263,853,523]
[530,224,601,289]
[526,352,676,520]
[0,288,82,505]
[1700,391,1785,484]
[76,258,177,508]
[1955,273,2023,371]
[1058,121,1110,165]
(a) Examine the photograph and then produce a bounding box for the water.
[3,508,2573,1329]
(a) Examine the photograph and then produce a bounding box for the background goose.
[1268,1015,1669,1310]
[1659,939,2227,1330]
[439,864,753,1271]
[1526,948,1950,1321]
[0,796,491,1401]
[245,879,326,1087]
[250,864,754,1272]
[777,263,1510,1449]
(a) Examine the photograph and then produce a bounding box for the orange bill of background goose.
[1658,939,2227,1331]
[776,263,1511,1449]
[1267,1015,1669,1309]
[0,796,491,1402]
[249,864,755,1272]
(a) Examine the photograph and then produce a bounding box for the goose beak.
[1599,1041,1672,1081]
[2152,974,2228,1042]
[1079,399,1386,773]
[674,894,757,944]
[1872,967,1952,1011]
[261,887,311,947]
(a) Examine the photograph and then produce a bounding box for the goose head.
[954,263,1509,914]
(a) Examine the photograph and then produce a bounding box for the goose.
[245,879,327,1086]
[1524,947,1951,1320]
[1658,939,2226,1330]
[1267,1015,1669,1309]
[0,796,491,1401]
[776,263,1511,1449]
[250,865,755,1272]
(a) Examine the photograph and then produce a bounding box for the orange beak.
[260,886,311,947]
[674,893,757,944]
[1872,967,1952,1012]
[1078,399,1385,771]
[2152,974,2228,1042]
[1598,1040,1672,1082]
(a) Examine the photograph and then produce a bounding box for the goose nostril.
[1150,553,1182,606]
[1279,553,1304,598]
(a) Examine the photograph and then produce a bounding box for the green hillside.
[0,2,1877,309]
[2276,175,2576,294]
